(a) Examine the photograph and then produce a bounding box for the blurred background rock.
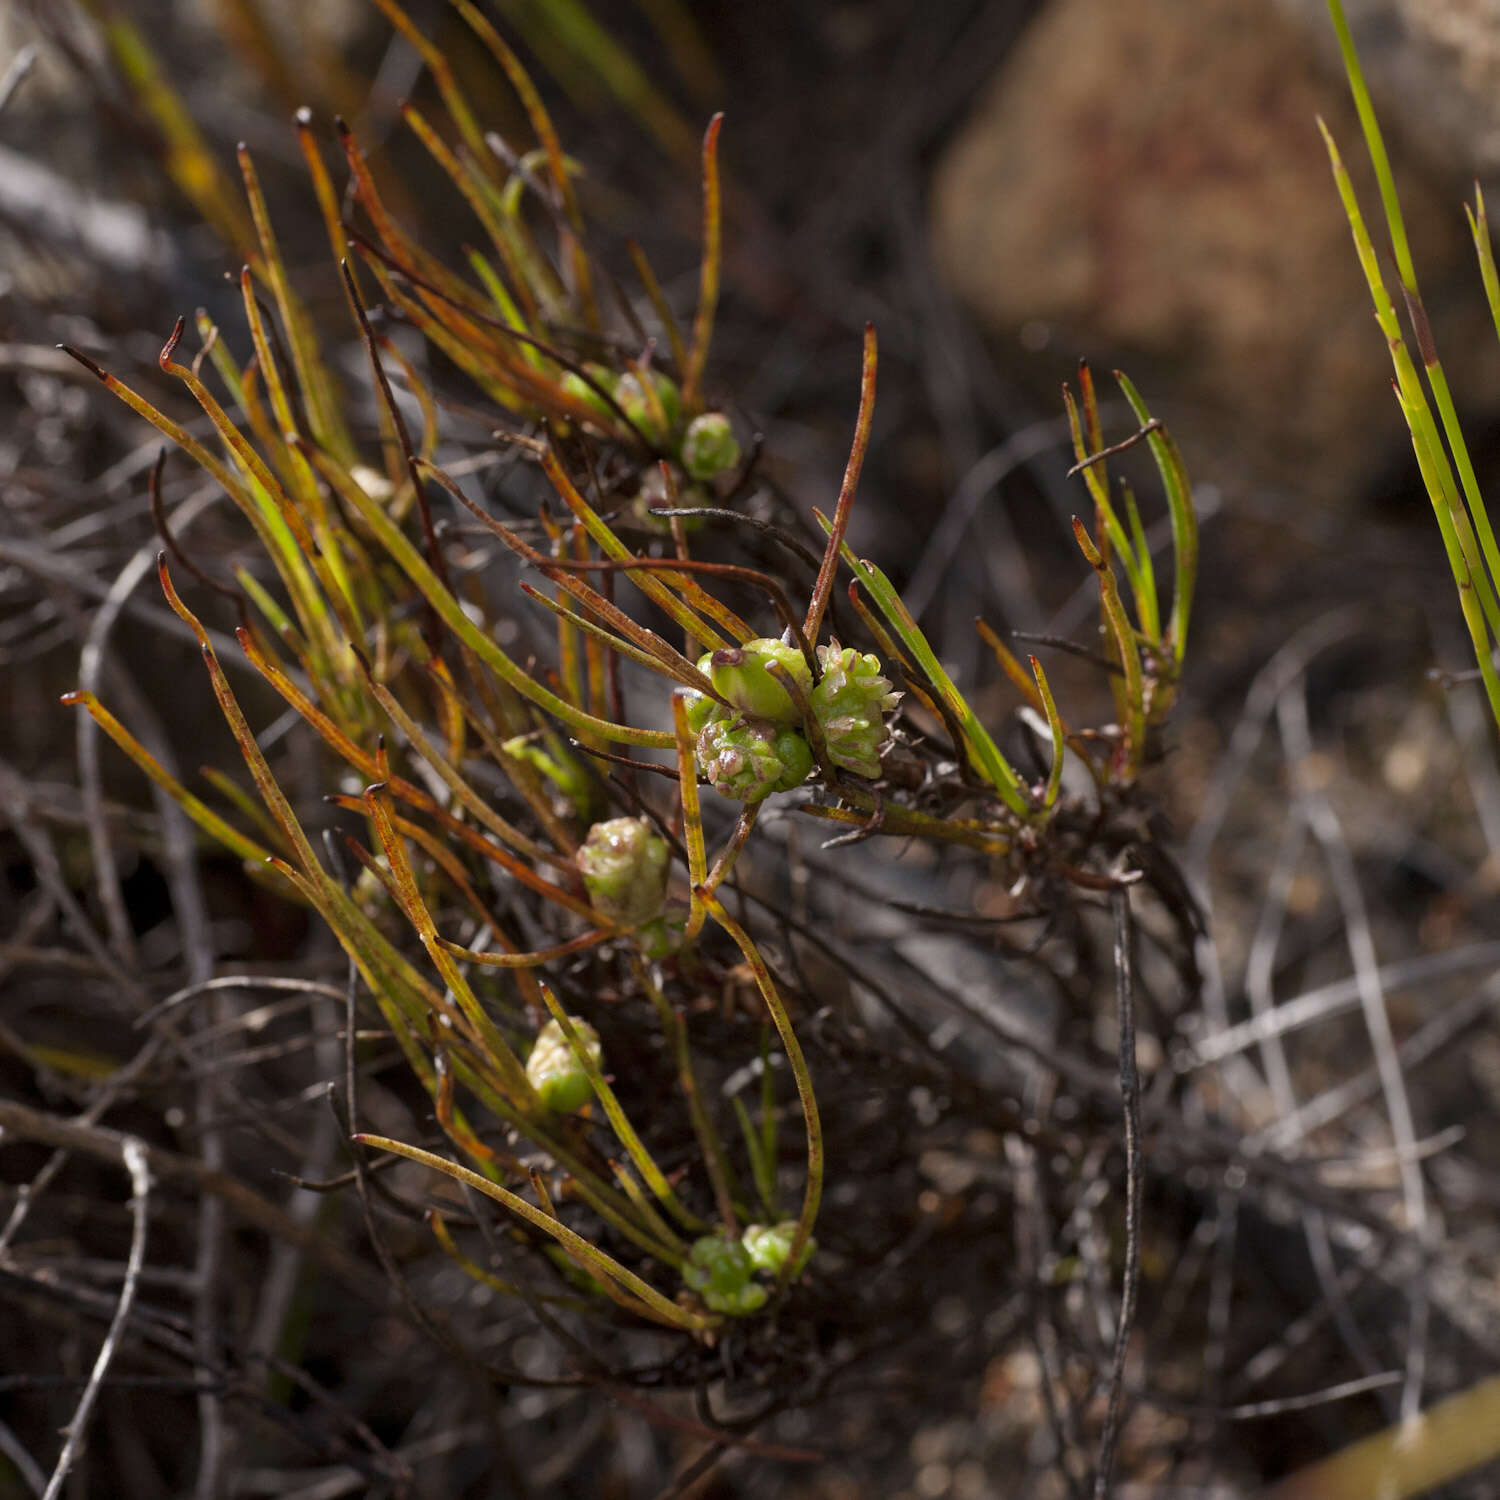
[931,0,1500,512]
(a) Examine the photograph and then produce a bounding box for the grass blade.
[699,892,820,1295]
[352,1134,711,1330]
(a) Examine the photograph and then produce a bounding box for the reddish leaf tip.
[58,345,107,381]
[158,317,186,369]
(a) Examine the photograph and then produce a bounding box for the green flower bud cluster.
[742,1220,816,1278]
[558,364,740,478]
[679,412,741,481]
[682,1222,816,1315]
[614,369,683,448]
[683,637,897,798]
[683,639,814,801]
[811,642,900,780]
[557,365,617,424]
[576,819,688,958]
[635,907,688,961]
[576,817,669,927]
[683,1235,766,1315]
[525,1017,601,1114]
[696,717,814,802]
[557,364,742,532]
[706,639,812,724]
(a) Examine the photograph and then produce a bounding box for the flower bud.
[635,907,688,960]
[576,817,670,926]
[683,1235,769,1316]
[769,726,815,790]
[679,412,741,481]
[742,1221,816,1278]
[525,1017,601,1113]
[696,718,812,802]
[558,365,616,423]
[627,463,691,534]
[707,638,813,725]
[615,370,682,447]
[811,643,900,779]
[682,670,725,736]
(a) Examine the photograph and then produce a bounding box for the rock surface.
[1276,0,1500,177]
[930,0,1497,507]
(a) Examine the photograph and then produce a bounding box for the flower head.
[706,637,813,725]
[525,1017,602,1114]
[696,717,812,801]
[810,642,900,779]
[679,412,741,480]
[576,817,670,926]
[683,1235,768,1315]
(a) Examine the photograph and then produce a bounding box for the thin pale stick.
[41,1139,150,1500]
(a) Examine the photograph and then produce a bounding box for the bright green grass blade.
[814,520,1032,816]
[296,441,674,748]
[1468,189,1500,344]
[1320,123,1500,648]
[1325,0,1415,291]
[353,1135,711,1330]
[1113,374,1197,664]
[538,986,704,1239]
[1072,519,1146,777]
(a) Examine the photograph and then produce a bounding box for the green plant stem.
[1028,655,1066,809]
[699,893,821,1294]
[295,440,673,747]
[671,691,710,940]
[1072,518,1146,777]
[1114,373,1197,664]
[636,960,742,1234]
[353,1135,712,1331]
[821,534,1031,816]
[804,325,877,643]
[537,986,705,1239]
[683,115,722,410]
